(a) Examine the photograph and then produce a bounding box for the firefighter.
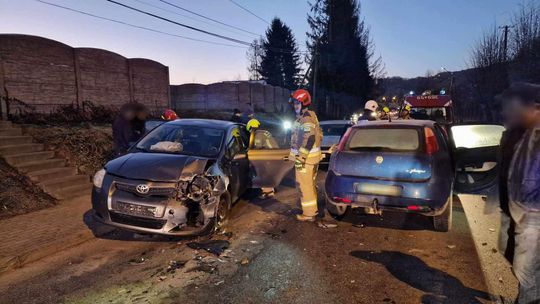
[246,118,277,198]
[289,89,323,222]
[359,100,379,121]
[400,105,412,119]
[161,109,178,121]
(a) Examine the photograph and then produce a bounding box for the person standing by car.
[500,83,540,304]
[359,100,379,121]
[162,109,178,121]
[246,118,277,198]
[399,105,412,120]
[289,89,323,222]
[112,103,136,157]
[131,103,149,142]
[230,108,242,123]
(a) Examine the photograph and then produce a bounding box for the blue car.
[325,120,504,231]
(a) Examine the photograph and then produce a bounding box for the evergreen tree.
[306,0,382,117]
[255,18,301,89]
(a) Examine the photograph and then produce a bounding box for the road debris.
[214,280,225,286]
[128,257,146,265]
[489,228,496,232]
[166,260,187,273]
[317,221,338,229]
[240,257,249,265]
[447,245,456,249]
[353,223,365,228]
[187,240,230,256]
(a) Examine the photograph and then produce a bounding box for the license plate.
[354,183,402,196]
[113,201,157,217]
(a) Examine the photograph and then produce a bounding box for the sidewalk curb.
[0,229,95,273]
[0,195,96,274]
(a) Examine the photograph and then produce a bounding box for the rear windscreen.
[346,128,420,151]
[321,124,349,136]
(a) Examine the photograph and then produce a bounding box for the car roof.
[320,120,352,125]
[353,119,436,128]
[166,119,237,129]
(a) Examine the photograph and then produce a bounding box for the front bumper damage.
[91,161,229,236]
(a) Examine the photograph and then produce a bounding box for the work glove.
[294,156,306,169]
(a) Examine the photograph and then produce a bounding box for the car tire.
[433,194,453,232]
[326,198,349,220]
[213,192,231,233]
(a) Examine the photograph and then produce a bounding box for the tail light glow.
[424,127,439,154]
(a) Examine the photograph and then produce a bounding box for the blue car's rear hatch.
[332,126,431,182]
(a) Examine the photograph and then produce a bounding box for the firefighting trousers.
[295,163,319,217]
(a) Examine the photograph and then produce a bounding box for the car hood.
[105,153,210,182]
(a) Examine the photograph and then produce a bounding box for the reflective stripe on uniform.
[301,200,317,207]
[291,147,320,155]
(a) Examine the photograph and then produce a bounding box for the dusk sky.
[0,0,526,84]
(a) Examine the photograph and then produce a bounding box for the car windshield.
[321,124,349,136]
[410,107,448,122]
[134,124,224,158]
[347,128,420,151]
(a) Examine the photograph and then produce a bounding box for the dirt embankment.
[0,158,56,220]
[24,124,114,176]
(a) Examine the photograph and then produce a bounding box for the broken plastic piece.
[187,240,230,256]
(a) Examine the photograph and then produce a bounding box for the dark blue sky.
[0,0,525,83]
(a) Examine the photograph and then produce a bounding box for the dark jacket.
[359,109,377,121]
[499,127,526,214]
[112,116,135,156]
[497,127,525,263]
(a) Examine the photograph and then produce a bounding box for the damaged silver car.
[91,119,293,236]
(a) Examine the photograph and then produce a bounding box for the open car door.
[247,129,294,188]
[449,124,505,195]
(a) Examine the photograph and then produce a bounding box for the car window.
[451,125,505,149]
[321,124,349,136]
[250,129,289,150]
[346,128,420,151]
[135,124,224,158]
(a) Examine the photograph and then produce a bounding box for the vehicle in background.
[405,95,454,124]
[92,119,293,236]
[325,119,504,232]
[320,120,353,164]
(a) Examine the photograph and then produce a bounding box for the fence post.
[0,97,7,120]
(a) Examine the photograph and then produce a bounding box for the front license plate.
[113,201,157,218]
[354,183,402,197]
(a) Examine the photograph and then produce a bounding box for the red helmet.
[291,89,311,107]
[161,109,178,121]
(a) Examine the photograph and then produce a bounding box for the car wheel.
[214,192,231,233]
[433,194,453,232]
[326,197,349,220]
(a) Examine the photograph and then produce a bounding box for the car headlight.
[93,168,106,188]
[282,120,292,130]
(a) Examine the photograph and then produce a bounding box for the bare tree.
[468,25,508,122]
[511,1,540,82]
[246,38,264,81]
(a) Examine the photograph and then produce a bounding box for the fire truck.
[404,95,454,124]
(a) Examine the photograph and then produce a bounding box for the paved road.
[0,172,497,304]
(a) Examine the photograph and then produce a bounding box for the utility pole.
[499,25,513,62]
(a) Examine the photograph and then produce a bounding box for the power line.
[105,0,252,46]
[35,0,246,48]
[228,0,269,25]
[158,0,259,37]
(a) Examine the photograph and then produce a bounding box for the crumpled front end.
[91,160,229,236]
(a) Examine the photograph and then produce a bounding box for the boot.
[296,214,316,222]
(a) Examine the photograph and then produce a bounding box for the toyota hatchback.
[325,120,504,231]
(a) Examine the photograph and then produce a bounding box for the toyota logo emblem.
[136,184,150,194]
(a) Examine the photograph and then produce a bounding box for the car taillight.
[424,127,439,154]
[337,127,353,151]
[333,196,352,203]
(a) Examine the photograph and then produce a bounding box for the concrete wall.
[171,82,290,113]
[0,34,170,111]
